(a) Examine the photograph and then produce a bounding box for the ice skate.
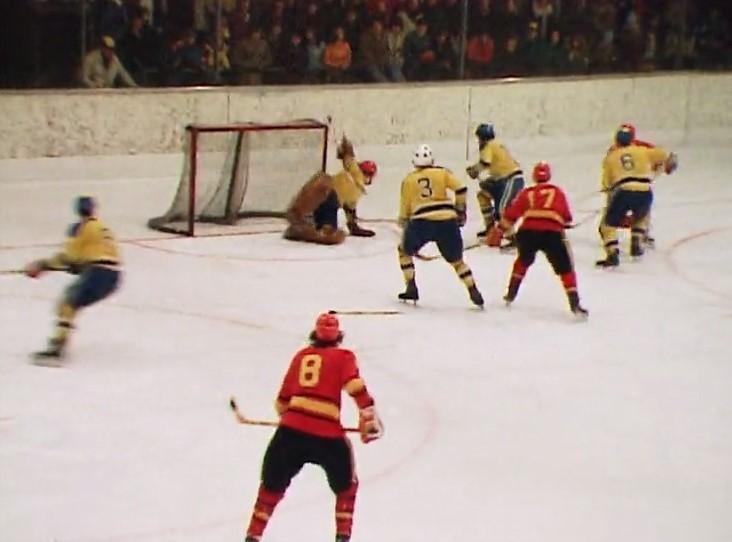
[31,339,65,367]
[595,252,619,268]
[568,292,589,320]
[398,280,419,303]
[335,535,350,542]
[468,285,484,308]
[347,222,375,237]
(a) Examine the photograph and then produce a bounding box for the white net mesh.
[149,120,328,235]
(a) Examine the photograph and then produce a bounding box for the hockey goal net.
[148,119,329,236]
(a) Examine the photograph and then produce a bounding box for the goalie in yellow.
[24,196,122,362]
[283,136,378,245]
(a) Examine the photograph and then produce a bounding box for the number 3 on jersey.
[527,187,556,209]
[417,178,432,198]
[298,354,322,387]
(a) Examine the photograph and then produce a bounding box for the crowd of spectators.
[46,0,732,88]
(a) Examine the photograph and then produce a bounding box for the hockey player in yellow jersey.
[596,127,677,267]
[466,123,525,245]
[24,196,122,361]
[284,136,377,244]
[398,144,484,307]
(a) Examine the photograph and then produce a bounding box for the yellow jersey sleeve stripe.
[523,209,567,224]
[344,377,365,395]
[288,396,340,421]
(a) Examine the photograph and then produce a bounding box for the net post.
[188,125,198,236]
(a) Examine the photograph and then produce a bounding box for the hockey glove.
[665,152,678,174]
[456,208,467,227]
[466,163,481,179]
[358,406,384,444]
[24,259,46,278]
[486,225,504,247]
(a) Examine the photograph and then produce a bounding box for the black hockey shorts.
[516,229,573,275]
[402,218,463,263]
[260,426,354,494]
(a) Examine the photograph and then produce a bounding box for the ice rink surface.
[1,133,731,542]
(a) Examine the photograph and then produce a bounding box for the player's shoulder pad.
[66,221,82,237]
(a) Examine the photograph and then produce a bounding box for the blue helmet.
[75,196,95,217]
[615,127,633,147]
[475,123,495,141]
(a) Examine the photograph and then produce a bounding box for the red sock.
[560,271,577,292]
[335,481,358,538]
[245,486,284,539]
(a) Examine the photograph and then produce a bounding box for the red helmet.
[359,160,377,177]
[620,123,636,140]
[314,312,341,342]
[532,161,551,183]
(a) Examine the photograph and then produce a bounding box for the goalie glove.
[664,152,678,174]
[337,135,354,160]
[24,259,46,278]
[358,406,384,444]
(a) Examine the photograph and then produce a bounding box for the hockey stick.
[328,309,401,316]
[229,397,360,433]
[0,269,24,276]
[416,241,481,261]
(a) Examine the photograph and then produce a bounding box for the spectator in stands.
[403,17,436,80]
[167,28,214,86]
[96,0,129,43]
[300,2,326,41]
[520,20,551,74]
[469,0,494,36]
[229,0,253,43]
[495,0,529,44]
[342,7,363,57]
[591,0,617,71]
[531,0,556,39]
[304,27,325,83]
[323,26,353,83]
[80,35,138,88]
[230,27,273,85]
[442,0,465,35]
[280,32,308,84]
[694,7,732,69]
[433,29,459,80]
[359,19,392,82]
[566,33,590,74]
[491,34,526,77]
[466,30,495,79]
[120,11,163,85]
[268,23,288,74]
[423,0,445,34]
[545,28,571,74]
[385,18,407,82]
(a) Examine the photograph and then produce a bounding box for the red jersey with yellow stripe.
[501,182,572,233]
[276,345,374,438]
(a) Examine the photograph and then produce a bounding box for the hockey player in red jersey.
[244,313,383,542]
[489,161,588,318]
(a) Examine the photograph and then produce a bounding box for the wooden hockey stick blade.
[328,309,401,315]
[0,269,24,275]
[229,396,360,432]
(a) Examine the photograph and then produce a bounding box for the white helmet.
[412,144,434,167]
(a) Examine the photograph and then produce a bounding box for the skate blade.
[30,354,65,368]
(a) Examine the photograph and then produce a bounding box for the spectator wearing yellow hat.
[80,35,138,88]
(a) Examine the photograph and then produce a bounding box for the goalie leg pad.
[286,173,335,224]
